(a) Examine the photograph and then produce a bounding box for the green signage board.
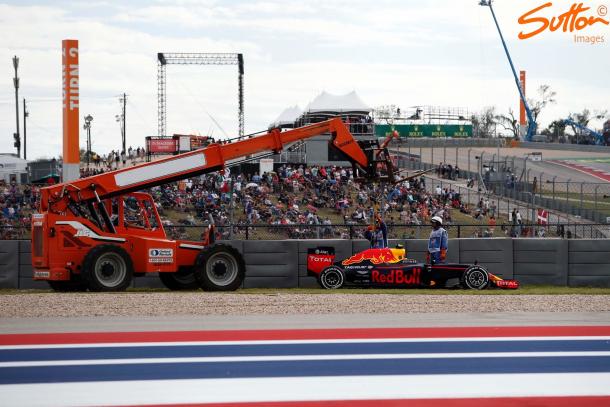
[375,124,473,138]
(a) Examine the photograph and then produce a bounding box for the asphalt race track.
[1,315,610,406]
[408,147,610,184]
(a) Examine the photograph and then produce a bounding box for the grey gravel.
[1,293,609,318]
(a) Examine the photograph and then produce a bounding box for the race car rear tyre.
[82,245,134,292]
[461,265,489,290]
[318,266,345,289]
[159,267,200,291]
[194,244,245,291]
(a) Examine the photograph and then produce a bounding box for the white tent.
[270,105,302,128]
[305,91,371,114]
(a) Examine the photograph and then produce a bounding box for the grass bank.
[1,286,610,295]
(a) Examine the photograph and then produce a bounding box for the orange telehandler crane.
[32,118,399,292]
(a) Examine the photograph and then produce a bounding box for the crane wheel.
[82,244,134,292]
[193,244,245,291]
[159,267,200,291]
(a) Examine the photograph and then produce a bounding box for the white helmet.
[431,216,443,225]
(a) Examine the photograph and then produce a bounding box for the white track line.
[2,336,609,350]
[2,373,610,407]
[547,160,610,183]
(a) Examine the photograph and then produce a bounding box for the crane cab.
[31,191,240,292]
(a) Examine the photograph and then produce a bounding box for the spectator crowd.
[0,158,554,241]
[146,163,489,241]
[80,146,147,177]
[0,183,39,239]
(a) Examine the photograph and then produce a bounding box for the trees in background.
[471,106,497,138]
[528,85,557,133]
[495,108,520,139]
[542,120,566,143]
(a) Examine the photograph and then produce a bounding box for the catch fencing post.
[566,179,571,206]
[229,179,235,239]
[580,183,584,214]
[595,185,599,211]
[530,192,536,237]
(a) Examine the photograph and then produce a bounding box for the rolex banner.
[375,124,473,138]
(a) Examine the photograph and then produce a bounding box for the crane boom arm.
[563,118,603,144]
[41,118,375,213]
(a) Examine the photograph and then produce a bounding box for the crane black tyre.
[48,275,88,292]
[159,267,200,291]
[82,244,133,292]
[193,244,245,291]
[460,265,489,290]
[318,266,345,289]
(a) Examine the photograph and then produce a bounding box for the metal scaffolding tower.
[157,52,244,138]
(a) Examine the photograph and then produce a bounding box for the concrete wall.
[513,239,568,285]
[393,138,502,148]
[568,240,610,287]
[461,238,513,280]
[6,238,610,289]
[0,241,19,289]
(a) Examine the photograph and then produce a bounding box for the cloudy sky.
[0,0,608,160]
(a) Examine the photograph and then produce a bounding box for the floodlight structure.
[157,53,244,139]
[83,114,93,168]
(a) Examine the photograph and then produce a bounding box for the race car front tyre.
[318,266,345,289]
[460,265,489,290]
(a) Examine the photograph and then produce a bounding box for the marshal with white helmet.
[431,215,443,224]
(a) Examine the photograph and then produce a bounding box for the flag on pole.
[537,209,548,225]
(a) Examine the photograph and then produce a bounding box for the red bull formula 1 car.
[307,246,519,290]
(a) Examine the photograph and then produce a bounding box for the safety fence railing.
[162,222,608,241]
[393,144,610,225]
[423,177,609,237]
[0,226,30,240]
[485,181,610,224]
[479,153,610,224]
[3,222,607,242]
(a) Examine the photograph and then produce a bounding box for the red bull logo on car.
[372,268,422,285]
[342,248,404,266]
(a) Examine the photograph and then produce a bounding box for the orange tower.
[62,39,80,181]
